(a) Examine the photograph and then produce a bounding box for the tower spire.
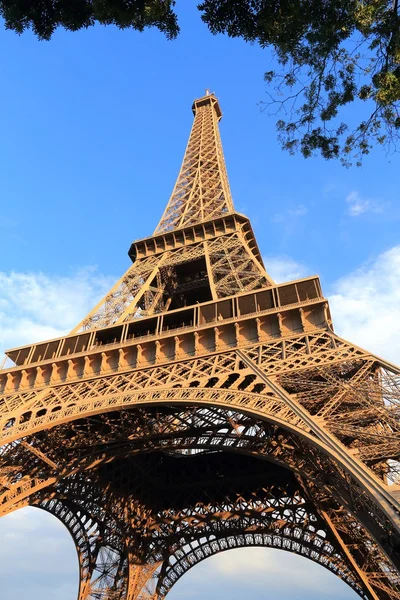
[154,92,234,234]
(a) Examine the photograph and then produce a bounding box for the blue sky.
[0,1,399,598]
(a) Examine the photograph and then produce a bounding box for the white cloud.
[0,269,114,597]
[264,256,307,283]
[0,216,17,228]
[271,204,308,223]
[170,547,357,599]
[0,508,78,600]
[0,268,114,357]
[345,190,384,217]
[322,182,336,196]
[265,247,400,365]
[329,246,400,364]
[0,518,357,600]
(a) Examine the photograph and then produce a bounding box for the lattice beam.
[154,93,233,234]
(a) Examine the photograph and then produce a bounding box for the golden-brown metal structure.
[1,92,400,600]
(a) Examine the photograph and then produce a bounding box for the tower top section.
[154,92,234,234]
[192,90,222,120]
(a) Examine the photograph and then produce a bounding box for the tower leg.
[126,560,163,600]
[321,510,380,600]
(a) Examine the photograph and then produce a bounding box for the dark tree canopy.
[0,0,179,40]
[199,0,400,165]
[2,0,399,166]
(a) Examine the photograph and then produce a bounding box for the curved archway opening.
[1,404,396,599]
[168,547,360,600]
[0,506,78,600]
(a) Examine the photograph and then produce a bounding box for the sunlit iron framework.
[1,91,400,600]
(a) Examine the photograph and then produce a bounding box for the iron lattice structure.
[1,92,400,600]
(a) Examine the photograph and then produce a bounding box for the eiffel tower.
[1,91,400,600]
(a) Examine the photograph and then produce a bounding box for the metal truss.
[17,422,379,599]
[69,223,271,332]
[154,92,233,234]
[1,92,400,600]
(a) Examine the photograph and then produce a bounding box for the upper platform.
[192,92,222,120]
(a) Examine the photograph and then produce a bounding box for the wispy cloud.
[322,182,336,196]
[172,547,357,599]
[0,216,17,228]
[329,245,400,363]
[0,268,113,354]
[265,247,400,364]
[264,255,307,283]
[0,508,78,600]
[345,190,384,217]
[271,204,308,223]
